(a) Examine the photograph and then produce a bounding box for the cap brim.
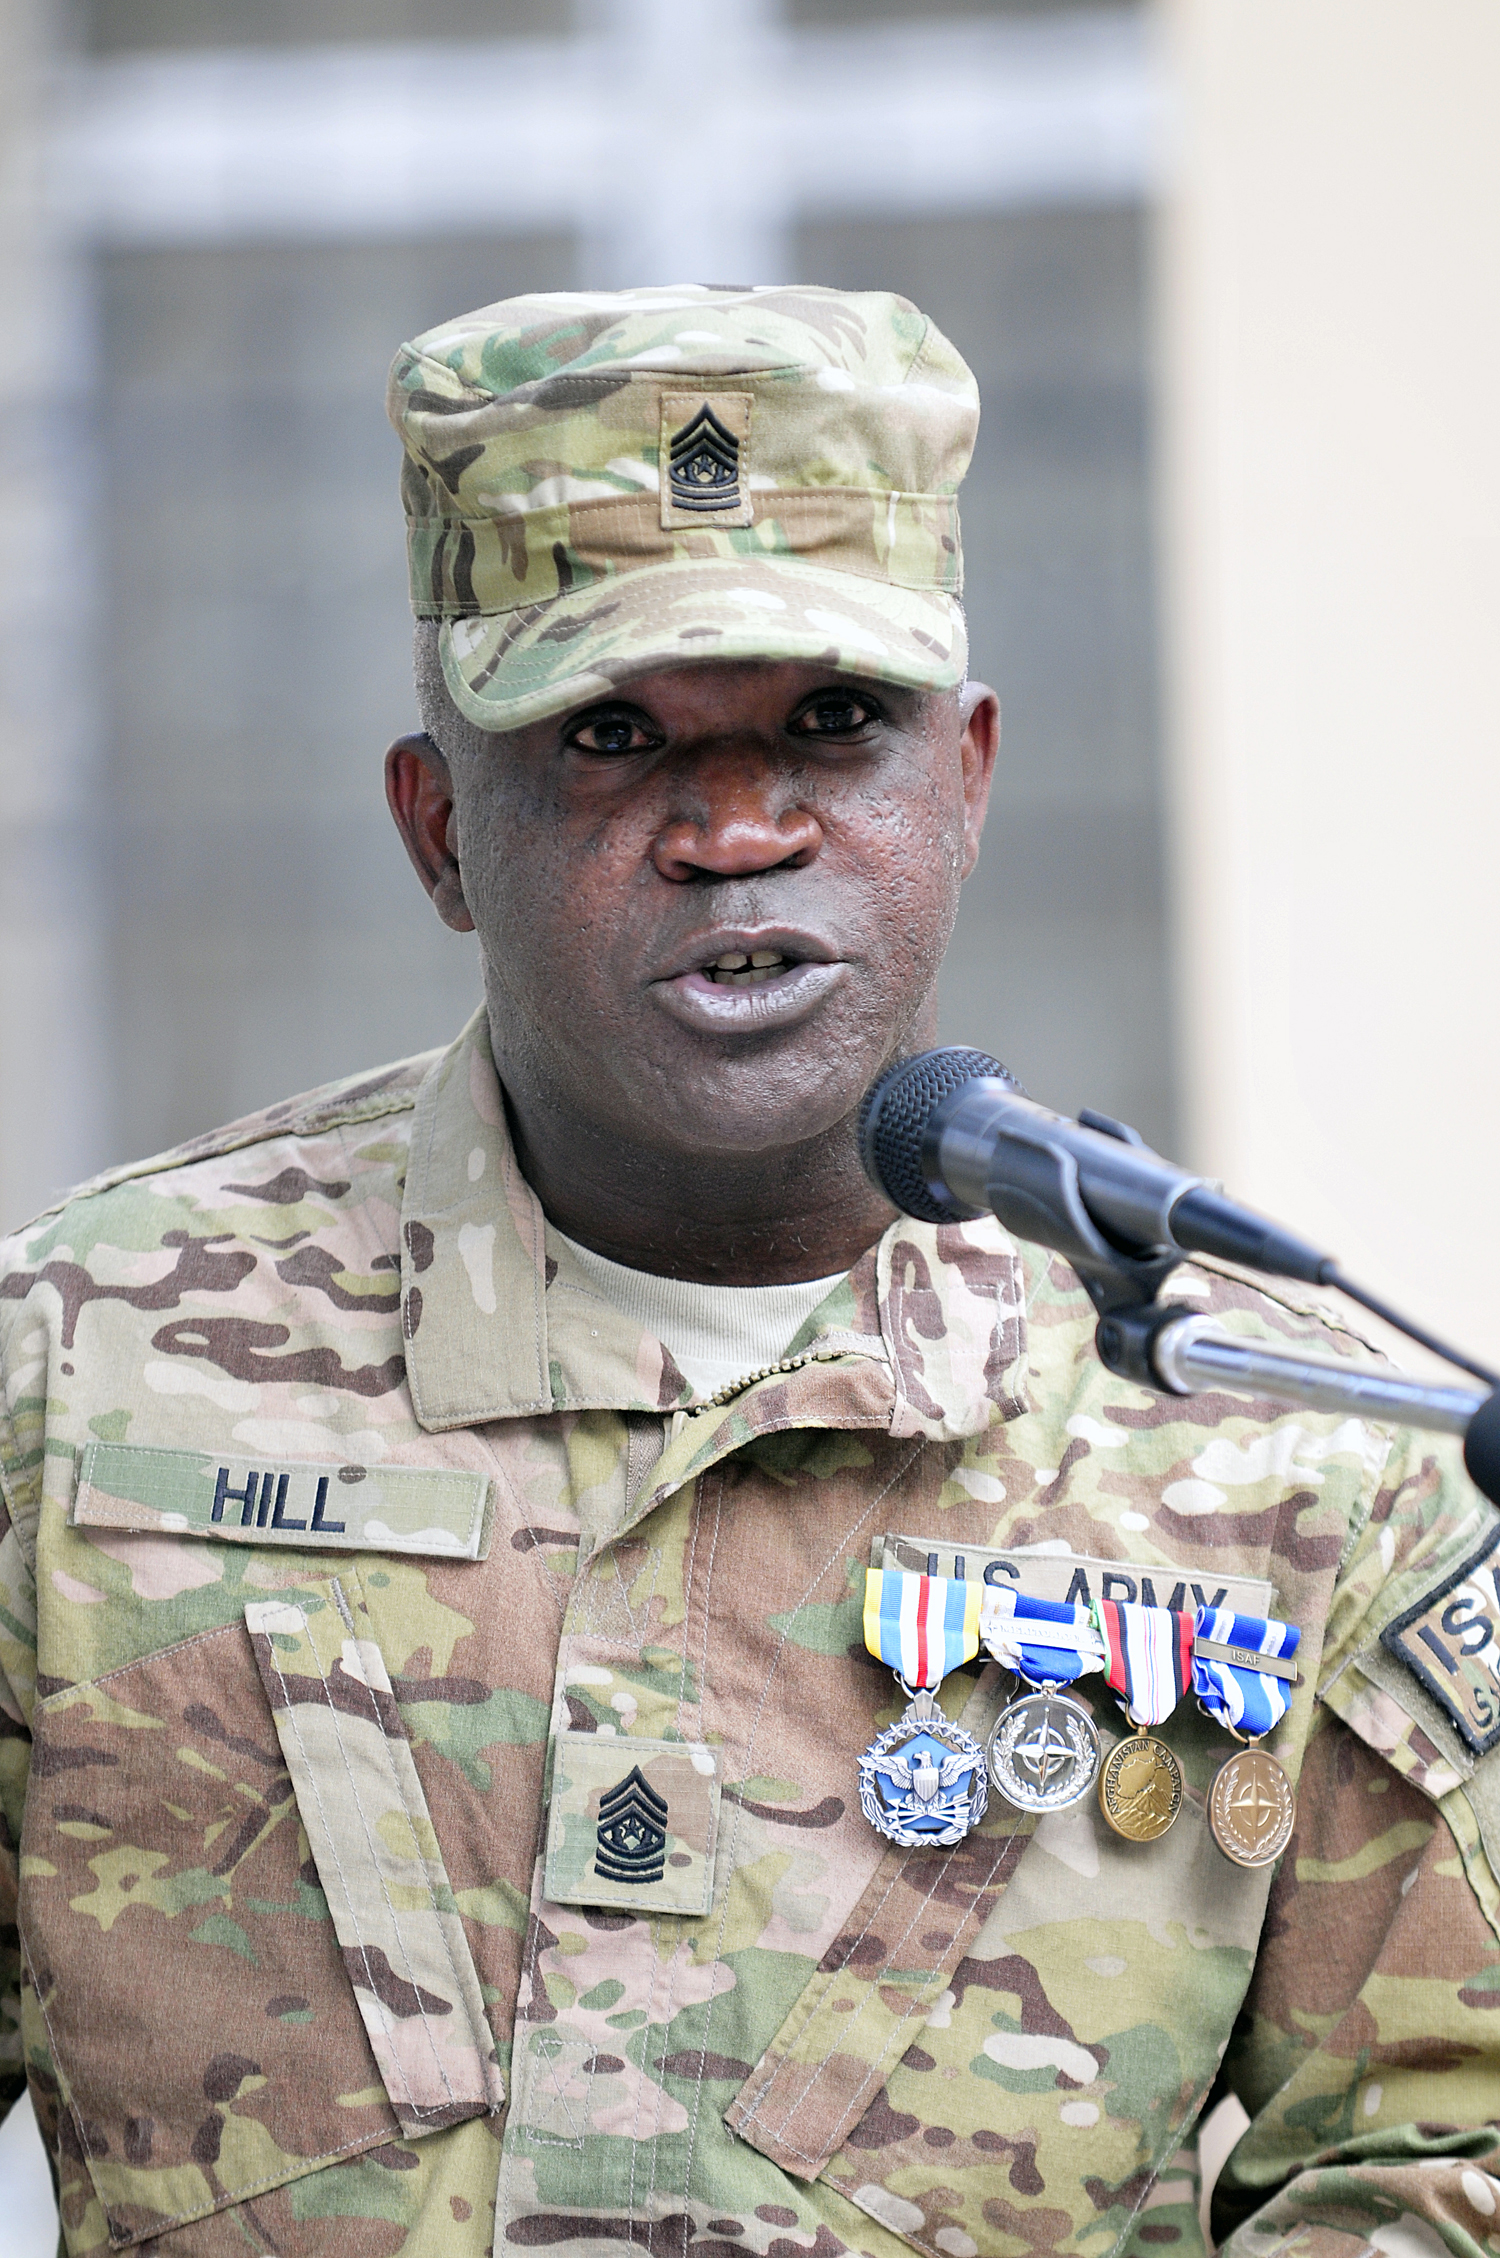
[438,555,967,733]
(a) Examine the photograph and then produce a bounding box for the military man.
[3,285,1500,2258]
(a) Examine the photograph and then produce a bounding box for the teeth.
[703,946,792,987]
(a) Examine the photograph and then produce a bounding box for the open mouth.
[702,949,797,988]
[650,932,846,1034]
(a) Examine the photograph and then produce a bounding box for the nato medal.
[1097,1728,1184,1841]
[858,1688,989,1848]
[988,1690,1100,1813]
[1208,1744,1296,1868]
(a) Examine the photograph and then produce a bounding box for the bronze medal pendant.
[1094,1597,1193,1840]
[1208,1744,1296,1868]
[1097,1728,1183,1842]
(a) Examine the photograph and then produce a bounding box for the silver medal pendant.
[987,1689,1101,1813]
[858,1687,989,1847]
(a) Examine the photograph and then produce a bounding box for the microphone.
[858,1048,1333,1285]
[858,1047,1500,1434]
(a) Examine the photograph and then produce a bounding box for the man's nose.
[650,749,824,882]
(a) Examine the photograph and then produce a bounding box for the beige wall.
[1160,0,1500,1365]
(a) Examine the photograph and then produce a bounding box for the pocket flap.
[247,1570,504,2133]
[21,1624,413,2247]
[726,1671,1031,2181]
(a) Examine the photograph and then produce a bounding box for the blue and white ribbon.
[1192,1607,1301,1738]
[979,1588,1105,1688]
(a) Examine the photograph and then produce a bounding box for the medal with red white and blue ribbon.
[1096,1598,1194,1724]
[1093,1599,1192,1840]
[1193,1607,1301,1867]
[859,1570,988,1846]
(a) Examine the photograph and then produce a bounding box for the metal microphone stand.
[1094,1299,1487,1437]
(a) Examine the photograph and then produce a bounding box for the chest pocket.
[20,1566,500,2250]
[727,1691,1277,2258]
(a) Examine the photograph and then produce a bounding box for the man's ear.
[957,683,1000,879]
[385,733,475,934]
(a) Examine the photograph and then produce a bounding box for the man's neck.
[500,1088,898,1287]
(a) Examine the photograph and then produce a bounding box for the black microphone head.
[1463,1390,1500,1510]
[859,1047,1020,1224]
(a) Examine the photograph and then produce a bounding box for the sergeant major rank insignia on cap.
[660,392,754,528]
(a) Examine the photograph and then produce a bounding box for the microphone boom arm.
[1096,1302,1485,1437]
[859,1049,1500,1505]
[940,1089,1495,1452]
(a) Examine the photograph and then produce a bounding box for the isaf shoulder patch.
[1382,1520,1500,1755]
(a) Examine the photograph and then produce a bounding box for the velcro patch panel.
[544,1733,721,1917]
[1382,1521,1500,1756]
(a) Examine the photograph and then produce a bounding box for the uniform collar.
[400,1009,1030,1442]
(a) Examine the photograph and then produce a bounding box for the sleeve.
[0,1342,40,2123]
[1211,1422,1500,2258]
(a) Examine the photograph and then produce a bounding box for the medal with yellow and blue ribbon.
[859,1569,988,1846]
[1194,1607,1301,1867]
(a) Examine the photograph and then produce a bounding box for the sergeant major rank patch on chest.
[544,1733,721,1917]
[660,392,755,529]
[1382,1520,1500,1755]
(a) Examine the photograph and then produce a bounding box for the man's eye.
[566,709,658,756]
[791,692,879,737]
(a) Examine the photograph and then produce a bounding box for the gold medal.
[1097,1729,1183,1841]
[1208,1744,1296,1868]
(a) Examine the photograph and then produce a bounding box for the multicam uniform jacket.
[3,1008,1500,2258]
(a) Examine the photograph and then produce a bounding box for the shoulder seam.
[904,314,938,388]
[1183,1255,1393,1362]
[7,1064,434,1232]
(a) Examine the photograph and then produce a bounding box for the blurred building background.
[1,0,1497,2236]
[1,0,1169,1201]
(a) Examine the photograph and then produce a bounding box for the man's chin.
[600,1043,878,1164]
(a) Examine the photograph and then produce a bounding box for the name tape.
[72,1441,490,1560]
[878,1533,1275,1621]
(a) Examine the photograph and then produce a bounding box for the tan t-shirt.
[554,1231,845,1397]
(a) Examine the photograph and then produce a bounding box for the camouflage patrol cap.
[387,284,977,731]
